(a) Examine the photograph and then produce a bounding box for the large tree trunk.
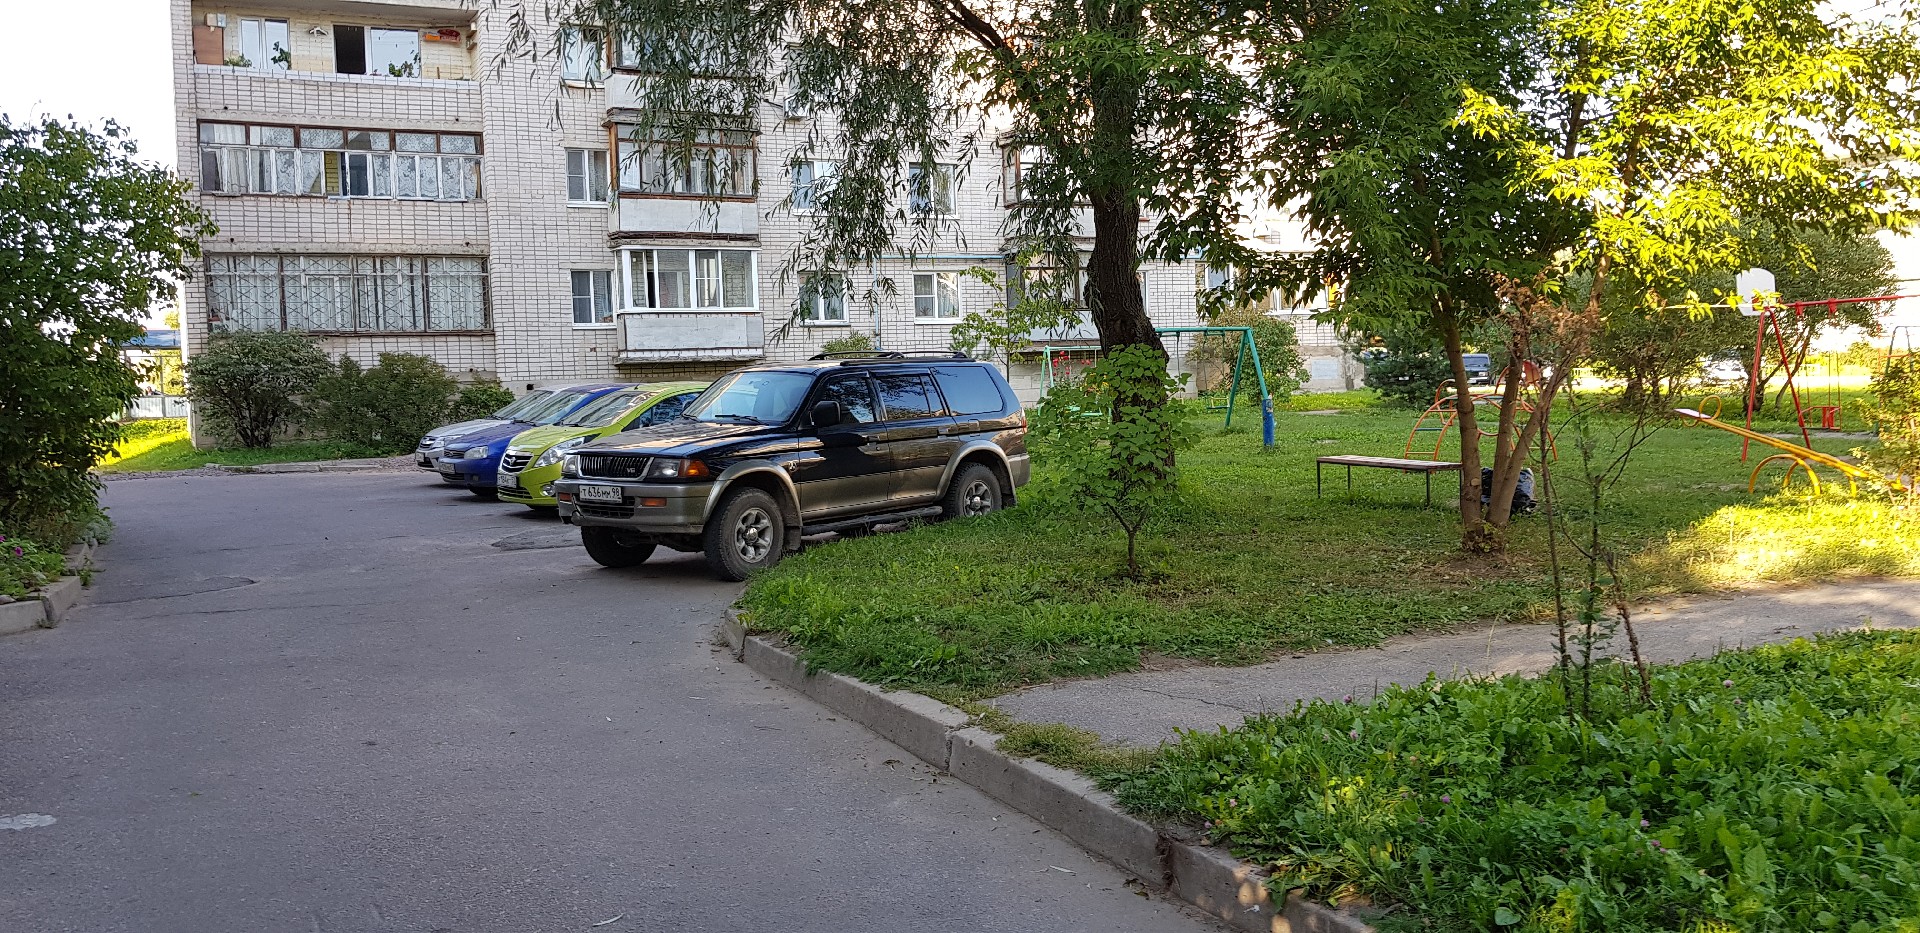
[1441,308,1494,551]
[1082,0,1164,365]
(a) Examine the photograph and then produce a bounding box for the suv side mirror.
[810,400,845,429]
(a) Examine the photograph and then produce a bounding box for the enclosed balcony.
[611,246,765,364]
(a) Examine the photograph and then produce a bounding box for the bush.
[448,381,515,423]
[1346,326,1456,407]
[1187,307,1311,402]
[1116,630,1920,933]
[820,332,876,355]
[1,115,212,534]
[0,532,67,600]
[1856,356,1920,503]
[310,353,461,453]
[1029,345,1197,577]
[187,332,331,447]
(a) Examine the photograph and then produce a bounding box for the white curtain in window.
[427,258,487,330]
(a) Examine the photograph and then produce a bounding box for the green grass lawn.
[1114,630,1920,932]
[100,419,386,472]
[739,390,1918,703]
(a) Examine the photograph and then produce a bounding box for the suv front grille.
[575,503,637,519]
[577,455,650,480]
[500,451,533,472]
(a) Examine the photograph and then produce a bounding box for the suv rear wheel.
[704,487,786,581]
[941,462,1003,520]
[582,526,657,568]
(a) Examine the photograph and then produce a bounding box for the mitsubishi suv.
[552,353,1029,580]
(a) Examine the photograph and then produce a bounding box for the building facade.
[170,0,1348,430]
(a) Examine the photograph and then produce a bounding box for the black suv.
[551,352,1029,580]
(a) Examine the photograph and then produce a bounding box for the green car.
[496,381,710,509]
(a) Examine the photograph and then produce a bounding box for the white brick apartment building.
[170,0,1356,417]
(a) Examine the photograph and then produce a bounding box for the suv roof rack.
[807,350,976,365]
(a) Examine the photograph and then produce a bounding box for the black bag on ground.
[1480,466,1536,515]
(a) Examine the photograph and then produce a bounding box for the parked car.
[552,353,1029,580]
[1702,356,1749,383]
[1462,353,1494,386]
[415,388,562,470]
[496,381,710,510]
[435,383,634,498]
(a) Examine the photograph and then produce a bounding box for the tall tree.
[0,116,213,534]
[1455,0,1920,538]
[1230,0,1578,550]
[536,0,1288,423]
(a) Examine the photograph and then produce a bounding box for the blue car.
[435,383,633,498]
[415,385,572,470]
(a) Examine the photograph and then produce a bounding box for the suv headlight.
[561,454,580,477]
[464,446,492,460]
[532,437,587,469]
[643,457,711,481]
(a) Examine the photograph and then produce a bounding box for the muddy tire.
[703,487,786,581]
[940,463,1002,520]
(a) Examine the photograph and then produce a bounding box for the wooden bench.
[1316,455,1463,507]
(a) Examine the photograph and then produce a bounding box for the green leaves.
[0,115,213,535]
[1121,630,1920,931]
[185,332,331,448]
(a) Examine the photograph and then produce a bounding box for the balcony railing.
[616,311,764,363]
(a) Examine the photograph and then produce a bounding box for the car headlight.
[532,437,588,469]
[464,446,492,460]
[561,454,580,477]
[643,457,711,481]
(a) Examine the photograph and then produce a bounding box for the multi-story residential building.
[170,0,1352,438]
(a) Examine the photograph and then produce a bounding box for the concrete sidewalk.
[990,579,1920,747]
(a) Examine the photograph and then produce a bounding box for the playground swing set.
[1673,280,1916,495]
[1039,325,1278,447]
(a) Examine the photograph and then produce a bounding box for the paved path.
[992,579,1920,747]
[1,472,1216,933]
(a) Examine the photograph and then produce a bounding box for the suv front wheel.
[704,487,787,581]
[582,526,657,568]
[941,462,1003,520]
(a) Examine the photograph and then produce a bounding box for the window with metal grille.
[205,255,488,333]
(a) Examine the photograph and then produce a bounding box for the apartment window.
[332,25,420,76]
[571,270,615,325]
[206,255,488,333]
[613,126,755,197]
[198,122,480,201]
[620,249,757,311]
[782,71,811,118]
[800,274,847,324]
[907,162,955,214]
[236,18,290,71]
[566,148,610,202]
[913,272,962,320]
[561,26,607,83]
[614,28,733,74]
[791,160,837,212]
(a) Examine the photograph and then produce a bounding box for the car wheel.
[941,463,1002,520]
[703,487,786,581]
[470,487,498,500]
[581,526,657,568]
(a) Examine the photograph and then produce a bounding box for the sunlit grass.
[99,419,384,473]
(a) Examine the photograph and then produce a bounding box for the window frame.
[560,25,608,84]
[612,125,757,201]
[907,161,956,214]
[197,121,481,201]
[912,271,963,322]
[570,269,616,326]
[798,273,848,326]
[204,254,491,335]
[236,18,291,72]
[617,248,759,313]
[565,147,611,204]
[790,159,837,213]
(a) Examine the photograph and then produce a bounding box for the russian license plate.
[578,484,623,503]
[437,461,459,475]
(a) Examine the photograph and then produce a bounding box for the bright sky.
[0,0,175,167]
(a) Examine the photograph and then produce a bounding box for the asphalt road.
[1,471,1214,933]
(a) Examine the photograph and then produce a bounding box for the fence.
[125,396,191,420]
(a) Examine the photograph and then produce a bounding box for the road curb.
[2,540,97,636]
[721,610,1375,933]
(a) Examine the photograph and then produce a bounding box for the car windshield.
[522,390,598,425]
[683,371,813,425]
[559,389,650,428]
[492,390,552,421]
